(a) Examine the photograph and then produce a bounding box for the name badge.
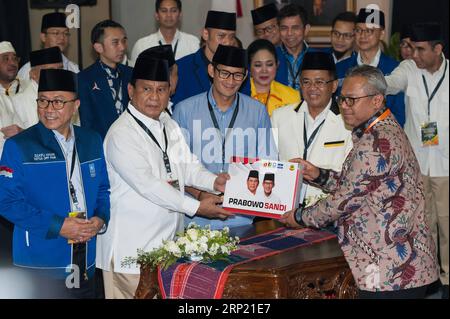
[421,122,439,146]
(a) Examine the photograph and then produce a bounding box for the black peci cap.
[139,45,176,68]
[251,3,278,26]
[212,45,247,69]
[205,11,237,31]
[30,47,62,67]
[38,69,77,93]
[132,57,170,83]
[41,12,68,32]
[357,8,385,28]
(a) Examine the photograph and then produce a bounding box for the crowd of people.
[0,0,448,300]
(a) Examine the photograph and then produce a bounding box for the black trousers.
[359,286,428,299]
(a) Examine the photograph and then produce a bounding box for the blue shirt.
[173,88,279,229]
[279,42,309,90]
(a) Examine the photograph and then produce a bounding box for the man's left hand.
[213,173,230,193]
[279,209,303,229]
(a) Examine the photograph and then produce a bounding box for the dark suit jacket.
[78,60,133,139]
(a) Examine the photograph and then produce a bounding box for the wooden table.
[135,220,358,299]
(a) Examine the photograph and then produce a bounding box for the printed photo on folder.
[223,157,303,219]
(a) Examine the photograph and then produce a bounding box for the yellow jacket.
[251,78,301,116]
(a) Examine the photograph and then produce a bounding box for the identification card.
[168,179,180,192]
[68,212,86,244]
[421,122,439,146]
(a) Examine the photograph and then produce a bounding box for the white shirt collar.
[301,99,332,121]
[53,124,75,145]
[128,102,165,130]
[157,29,180,45]
[357,48,382,67]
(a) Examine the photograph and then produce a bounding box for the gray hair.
[345,65,387,95]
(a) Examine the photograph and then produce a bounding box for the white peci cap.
[0,41,16,55]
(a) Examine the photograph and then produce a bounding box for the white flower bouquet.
[122,223,240,271]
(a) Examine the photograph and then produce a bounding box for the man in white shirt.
[12,47,64,130]
[0,42,26,156]
[18,12,79,80]
[385,23,449,299]
[97,56,232,299]
[130,0,199,65]
[272,52,352,205]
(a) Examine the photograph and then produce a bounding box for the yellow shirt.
[251,79,301,116]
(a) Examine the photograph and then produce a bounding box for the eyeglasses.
[331,30,355,40]
[0,54,20,64]
[214,66,246,82]
[36,98,76,110]
[337,94,377,107]
[255,24,278,36]
[46,31,71,38]
[354,28,380,36]
[300,79,335,89]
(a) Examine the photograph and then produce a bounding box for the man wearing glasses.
[0,69,110,298]
[272,52,352,206]
[18,12,79,80]
[328,12,357,63]
[336,7,406,127]
[173,45,278,230]
[281,65,438,299]
[251,3,281,46]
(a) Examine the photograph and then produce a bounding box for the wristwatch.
[98,223,107,235]
[294,205,305,226]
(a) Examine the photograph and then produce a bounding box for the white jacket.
[96,104,217,274]
[385,57,449,177]
[271,101,353,199]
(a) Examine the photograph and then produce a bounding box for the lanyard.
[68,143,79,207]
[303,116,325,160]
[159,40,179,58]
[422,59,447,120]
[207,94,240,172]
[286,57,302,89]
[364,109,391,133]
[127,109,173,177]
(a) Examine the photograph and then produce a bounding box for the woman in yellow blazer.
[248,39,301,116]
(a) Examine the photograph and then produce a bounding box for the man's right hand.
[59,217,98,243]
[289,158,320,182]
[196,196,234,220]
